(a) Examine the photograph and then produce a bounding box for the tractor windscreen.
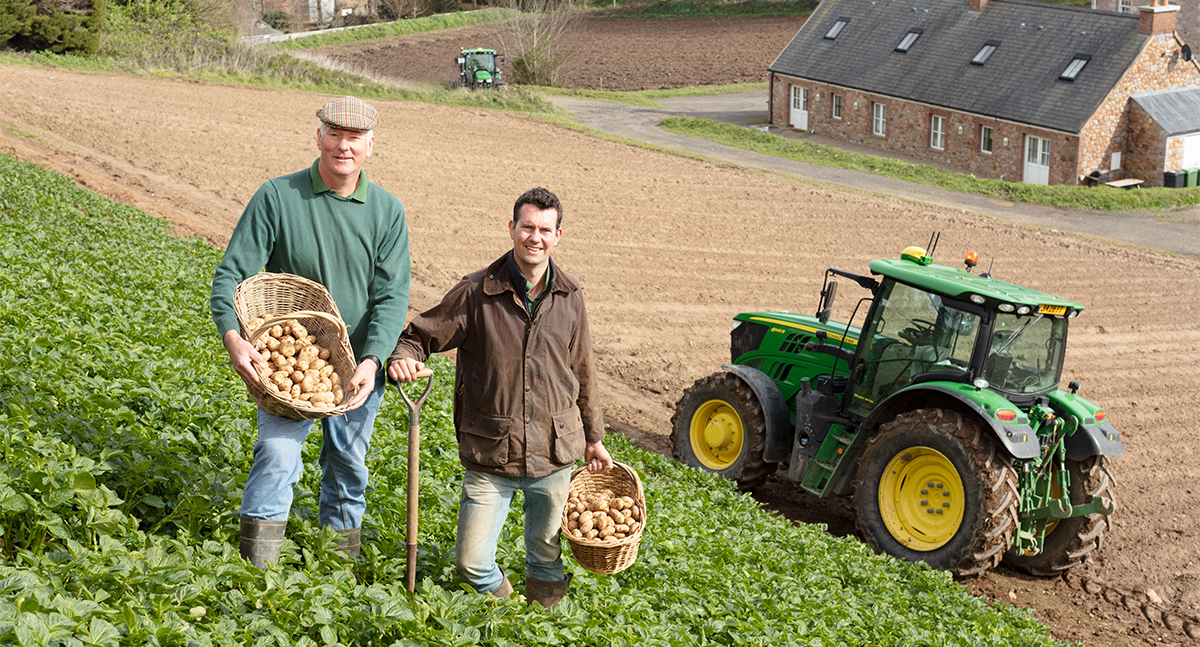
[983,313,1067,394]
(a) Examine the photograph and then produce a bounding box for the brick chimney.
[969,0,987,11]
[1139,0,1179,37]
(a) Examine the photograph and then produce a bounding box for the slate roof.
[769,0,1147,134]
[1131,85,1200,135]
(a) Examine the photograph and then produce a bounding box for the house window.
[1118,0,1132,12]
[873,103,887,136]
[1060,55,1090,81]
[972,42,999,65]
[896,29,923,53]
[825,19,849,40]
[832,94,843,119]
[981,126,994,153]
[931,115,945,150]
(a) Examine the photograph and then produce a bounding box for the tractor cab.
[457,48,505,90]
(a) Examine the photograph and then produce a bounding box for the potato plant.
[0,154,1067,646]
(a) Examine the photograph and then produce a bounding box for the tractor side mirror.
[818,280,838,324]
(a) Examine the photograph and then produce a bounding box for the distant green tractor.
[672,237,1121,578]
[456,48,505,90]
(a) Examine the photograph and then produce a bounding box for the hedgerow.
[0,152,1065,645]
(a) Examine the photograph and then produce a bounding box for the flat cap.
[316,96,379,132]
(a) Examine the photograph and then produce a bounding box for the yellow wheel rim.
[878,447,965,551]
[689,399,744,470]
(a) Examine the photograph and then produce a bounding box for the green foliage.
[597,0,818,18]
[660,115,1200,213]
[0,152,1067,644]
[261,10,289,31]
[266,8,516,51]
[1,0,105,54]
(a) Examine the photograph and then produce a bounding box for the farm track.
[2,16,1199,645]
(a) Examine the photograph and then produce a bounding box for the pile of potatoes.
[247,316,345,409]
[564,489,642,543]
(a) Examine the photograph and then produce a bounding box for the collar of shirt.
[309,159,369,203]
[506,250,556,317]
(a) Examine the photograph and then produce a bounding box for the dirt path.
[1,18,1198,646]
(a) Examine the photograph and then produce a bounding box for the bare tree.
[377,0,428,20]
[492,0,576,87]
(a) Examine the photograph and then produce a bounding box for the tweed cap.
[316,96,379,132]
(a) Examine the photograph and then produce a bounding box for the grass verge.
[266,8,516,50]
[660,115,1200,212]
[0,151,1068,646]
[533,82,767,107]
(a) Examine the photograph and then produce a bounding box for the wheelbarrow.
[390,368,434,592]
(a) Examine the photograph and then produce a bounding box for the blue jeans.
[240,372,386,529]
[457,467,572,593]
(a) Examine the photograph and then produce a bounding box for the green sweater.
[210,160,411,362]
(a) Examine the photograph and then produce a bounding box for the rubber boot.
[525,573,572,608]
[489,574,514,599]
[334,527,361,558]
[240,517,287,569]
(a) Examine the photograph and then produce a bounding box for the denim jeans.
[456,467,572,593]
[240,371,386,530]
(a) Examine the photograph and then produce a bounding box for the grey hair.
[319,123,374,139]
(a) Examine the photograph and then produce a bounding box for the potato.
[265,337,281,352]
[571,529,583,539]
[589,499,609,513]
[300,375,318,394]
[279,339,296,358]
[332,386,344,405]
[567,519,579,531]
[598,526,614,539]
[310,358,327,372]
[291,323,308,339]
[585,529,599,540]
[268,324,284,339]
[629,505,641,521]
[614,523,630,534]
[578,515,594,534]
[330,372,341,387]
[319,364,334,379]
[259,349,271,362]
[248,317,266,332]
[318,348,331,360]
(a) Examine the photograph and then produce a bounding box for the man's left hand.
[344,357,379,410]
[584,440,613,473]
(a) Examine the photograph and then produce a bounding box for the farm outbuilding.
[768,0,1200,186]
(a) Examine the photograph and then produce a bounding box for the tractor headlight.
[732,320,743,331]
[1068,309,1078,318]
[998,303,1015,312]
[1016,305,1031,315]
[969,294,985,305]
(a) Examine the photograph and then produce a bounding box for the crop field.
[0,154,1071,644]
[1,12,1199,647]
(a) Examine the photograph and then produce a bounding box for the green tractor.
[672,237,1121,578]
[456,48,505,90]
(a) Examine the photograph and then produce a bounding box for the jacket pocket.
[460,411,510,467]
[551,407,586,464]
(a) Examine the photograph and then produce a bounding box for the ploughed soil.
[1,15,1198,647]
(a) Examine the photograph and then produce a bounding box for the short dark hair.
[513,187,563,228]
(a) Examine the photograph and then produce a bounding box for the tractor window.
[983,313,1066,395]
[850,281,980,415]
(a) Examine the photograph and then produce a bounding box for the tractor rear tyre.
[1003,456,1116,576]
[853,408,1019,578]
[671,372,775,490]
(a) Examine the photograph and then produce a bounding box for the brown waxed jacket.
[388,253,604,478]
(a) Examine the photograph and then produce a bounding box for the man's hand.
[344,358,379,411]
[387,357,426,383]
[223,329,267,394]
[584,440,613,474]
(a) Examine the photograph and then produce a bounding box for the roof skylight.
[971,42,999,65]
[825,18,849,40]
[1060,55,1090,81]
[896,29,922,52]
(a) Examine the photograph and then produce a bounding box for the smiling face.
[509,203,563,276]
[316,125,373,191]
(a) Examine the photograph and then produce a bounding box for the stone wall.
[1124,100,1168,184]
[1095,1,1198,61]
[770,75,1079,184]
[1077,33,1200,186]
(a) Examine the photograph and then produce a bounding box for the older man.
[389,187,611,608]
[211,96,411,568]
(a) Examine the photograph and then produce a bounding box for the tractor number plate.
[1038,304,1067,315]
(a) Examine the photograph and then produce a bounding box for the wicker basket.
[233,273,358,420]
[561,461,646,575]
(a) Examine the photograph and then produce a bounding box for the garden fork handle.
[391,368,433,593]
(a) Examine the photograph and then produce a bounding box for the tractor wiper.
[996,314,1042,354]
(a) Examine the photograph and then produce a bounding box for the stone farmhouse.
[768,0,1200,186]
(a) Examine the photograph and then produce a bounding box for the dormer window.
[971,41,999,65]
[825,18,849,40]
[895,29,922,52]
[1060,55,1090,81]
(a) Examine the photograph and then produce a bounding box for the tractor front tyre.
[671,372,774,490]
[1003,456,1116,576]
[853,408,1019,578]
